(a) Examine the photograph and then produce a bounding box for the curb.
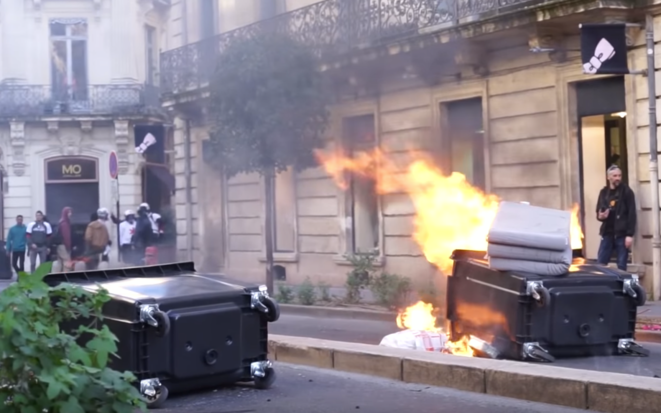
[280,304,396,322]
[280,304,661,343]
[268,334,661,413]
[635,330,661,344]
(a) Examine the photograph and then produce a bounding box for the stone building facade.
[161,0,661,298]
[0,0,171,262]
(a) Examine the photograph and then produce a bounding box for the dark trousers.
[84,246,105,270]
[597,234,628,271]
[11,250,25,274]
[120,244,137,265]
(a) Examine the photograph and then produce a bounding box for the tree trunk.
[264,169,275,294]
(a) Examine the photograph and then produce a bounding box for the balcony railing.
[0,83,162,118]
[160,0,560,95]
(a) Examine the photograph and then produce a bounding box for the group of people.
[5,203,163,274]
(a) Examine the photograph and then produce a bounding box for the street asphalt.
[161,362,588,413]
[270,313,661,378]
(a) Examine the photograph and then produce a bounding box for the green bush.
[370,273,411,309]
[317,281,331,302]
[0,262,145,413]
[344,253,379,304]
[297,278,317,306]
[275,283,295,304]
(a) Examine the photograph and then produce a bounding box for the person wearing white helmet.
[83,208,110,269]
[96,207,114,263]
[119,210,137,264]
[139,202,162,240]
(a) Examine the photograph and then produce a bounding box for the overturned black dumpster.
[44,262,280,408]
[446,250,647,362]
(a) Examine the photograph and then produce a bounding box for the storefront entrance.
[44,156,100,258]
[576,76,628,261]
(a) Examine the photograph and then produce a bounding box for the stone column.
[173,116,189,261]
[113,120,131,174]
[110,0,138,82]
[9,122,26,176]
[114,119,141,226]
[2,2,28,82]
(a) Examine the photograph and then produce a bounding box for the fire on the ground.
[315,147,584,356]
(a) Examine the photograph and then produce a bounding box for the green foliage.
[207,30,331,177]
[0,262,146,413]
[317,281,331,302]
[297,278,317,306]
[370,273,411,310]
[343,253,380,304]
[275,283,295,304]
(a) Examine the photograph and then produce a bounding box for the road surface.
[162,363,587,413]
[271,313,661,377]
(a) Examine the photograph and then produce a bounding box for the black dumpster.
[44,261,280,408]
[446,250,647,362]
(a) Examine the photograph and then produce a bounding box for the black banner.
[45,157,98,182]
[134,124,165,164]
[580,23,628,75]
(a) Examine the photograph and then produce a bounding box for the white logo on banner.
[583,38,616,74]
[136,132,157,154]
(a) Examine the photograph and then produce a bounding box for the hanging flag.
[580,23,628,75]
[134,124,166,163]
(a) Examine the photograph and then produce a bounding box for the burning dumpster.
[446,249,647,362]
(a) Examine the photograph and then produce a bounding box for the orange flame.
[395,301,436,331]
[395,300,474,356]
[316,147,583,274]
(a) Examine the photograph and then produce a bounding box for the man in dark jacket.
[134,206,154,264]
[596,165,637,271]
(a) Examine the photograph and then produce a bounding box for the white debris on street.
[379,329,448,352]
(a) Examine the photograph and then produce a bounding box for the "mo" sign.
[46,157,98,182]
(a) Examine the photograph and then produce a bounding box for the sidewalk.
[637,302,661,319]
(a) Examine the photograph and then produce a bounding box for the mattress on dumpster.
[486,202,572,276]
[487,202,571,251]
[486,243,572,265]
[487,256,570,276]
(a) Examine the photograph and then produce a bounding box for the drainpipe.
[646,14,661,300]
[184,119,194,261]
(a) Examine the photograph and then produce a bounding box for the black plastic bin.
[446,250,648,362]
[44,261,280,408]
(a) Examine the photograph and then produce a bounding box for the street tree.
[207,30,331,293]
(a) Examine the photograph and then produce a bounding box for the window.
[145,25,157,85]
[343,114,379,254]
[200,0,216,39]
[442,98,485,190]
[270,168,296,253]
[49,19,88,101]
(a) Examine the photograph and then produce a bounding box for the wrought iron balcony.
[0,83,162,118]
[160,0,562,95]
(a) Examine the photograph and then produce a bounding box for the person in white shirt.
[119,210,137,264]
[26,210,53,272]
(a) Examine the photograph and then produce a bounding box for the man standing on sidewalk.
[26,211,52,272]
[596,165,637,271]
[6,215,27,274]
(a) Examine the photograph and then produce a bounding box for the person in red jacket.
[53,207,73,271]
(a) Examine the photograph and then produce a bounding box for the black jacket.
[596,184,637,237]
[134,214,154,248]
